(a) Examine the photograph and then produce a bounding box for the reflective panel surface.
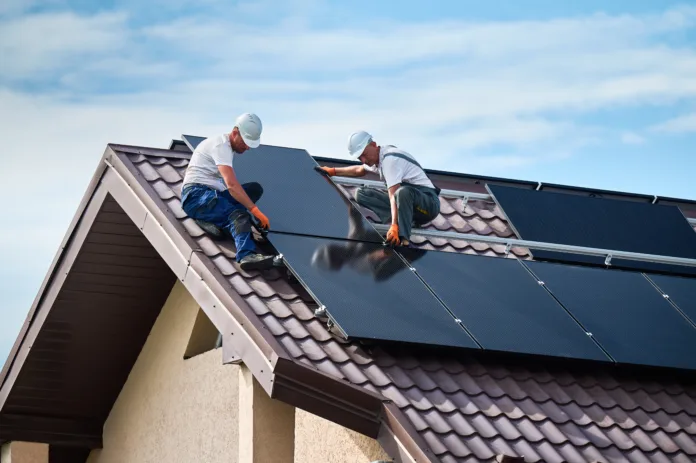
[527,260,696,370]
[399,249,611,362]
[488,184,696,276]
[268,232,479,348]
[645,273,696,327]
[233,145,383,242]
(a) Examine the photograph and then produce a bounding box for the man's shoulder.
[193,133,230,154]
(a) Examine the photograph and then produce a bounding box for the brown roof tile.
[119,150,696,462]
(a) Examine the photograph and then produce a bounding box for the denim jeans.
[181,182,263,262]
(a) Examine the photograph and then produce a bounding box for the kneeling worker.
[316,131,441,246]
[181,112,275,270]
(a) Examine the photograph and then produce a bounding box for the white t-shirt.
[364,145,435,189]
[183,133,236,191]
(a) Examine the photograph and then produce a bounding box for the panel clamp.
[604,254,613,266]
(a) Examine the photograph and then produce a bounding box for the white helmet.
[347,130,372,159]
[235,113,263,148]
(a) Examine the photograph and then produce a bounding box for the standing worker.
[315,130,441,246]
[181,113,275,271]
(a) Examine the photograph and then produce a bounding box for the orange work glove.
[314,166,336,176]
[386,223,400,246]
[250,206,270,230]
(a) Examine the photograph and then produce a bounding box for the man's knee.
[354,186,369,205]
[243,182,263,203]
[394,186,414,205]
[228,209,252,235]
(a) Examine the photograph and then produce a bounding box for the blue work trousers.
[181,182,263,262]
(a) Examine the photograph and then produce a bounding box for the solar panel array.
[181,135,696,371]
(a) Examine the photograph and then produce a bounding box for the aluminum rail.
[372,224,696,268]
[333,176,491,201]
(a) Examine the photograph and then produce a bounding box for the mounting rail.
[371,224,696,269]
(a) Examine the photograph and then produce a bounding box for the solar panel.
[644,273,696,327]
[525,260,696,370]
[229,145,383,242]
[487,184,696,276]
[398,249,611,362]
[268,232,479,348]
[182,134,206,151]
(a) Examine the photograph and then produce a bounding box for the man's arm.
[387,183,400,226]
[316,165,367,177]
[218,165,270,229]
[219,165,255,209]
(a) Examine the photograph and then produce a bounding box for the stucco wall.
[1,442,48,463]
[294,409,390,463]
[87,281,239,463]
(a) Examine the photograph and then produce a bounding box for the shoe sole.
[239,255,276,271]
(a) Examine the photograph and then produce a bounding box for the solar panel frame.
[267,232,481,349]
[525,260,696,370]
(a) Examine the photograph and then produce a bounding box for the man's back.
[183,134,234,191]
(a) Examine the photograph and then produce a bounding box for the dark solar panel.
[645,273,696,327]
[232,145,383,242]
[488,184,696,276]
[268,232,479,348]
[398,249,610,362]
[182,134,206,151]
[526,260,696,370]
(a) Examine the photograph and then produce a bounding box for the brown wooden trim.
[271,357,384,437]
[0,413,102,448]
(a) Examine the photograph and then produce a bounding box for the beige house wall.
[0,442,48,463]
[84,280,392,463]
[87,281,240,463]
[294,410,390,463]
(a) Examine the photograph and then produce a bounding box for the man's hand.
[386,223,400,246]
[314,166,336,177]
[250,206,270,230]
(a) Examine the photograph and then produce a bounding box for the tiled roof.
[126,151,696,463]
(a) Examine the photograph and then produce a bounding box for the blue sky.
[1,0,695,366]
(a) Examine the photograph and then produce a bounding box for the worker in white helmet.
[315,131,441,246]
[181,113,275,271]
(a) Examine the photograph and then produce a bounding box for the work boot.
[239,253,275,271]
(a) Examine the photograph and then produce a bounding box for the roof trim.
[0,413,102,448]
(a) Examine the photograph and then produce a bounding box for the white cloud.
[650,112,696,132]
[621,131,646,144]
[0,11,128,78]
